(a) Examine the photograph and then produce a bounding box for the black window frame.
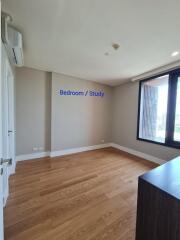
[137,68,180,149]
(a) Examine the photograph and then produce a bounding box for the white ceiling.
[2,0,180,86]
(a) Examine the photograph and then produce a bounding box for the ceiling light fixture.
[171,51,179,57]
[112,43,120,50]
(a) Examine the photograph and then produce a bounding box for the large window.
[137,69,180,148]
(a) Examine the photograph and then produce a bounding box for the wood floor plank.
[4,147,157,240]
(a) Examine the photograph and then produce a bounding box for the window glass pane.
[174,77,180,142]
[139,75,169,143]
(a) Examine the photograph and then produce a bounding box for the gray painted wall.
[51,72,113,151]
[15,67,51,155]
[112,81,180,161]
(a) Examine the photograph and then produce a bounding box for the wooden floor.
[4,147,157,240]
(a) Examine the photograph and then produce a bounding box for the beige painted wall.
[112,81,180,161]
[15,67,180,160]
[51,73,113,151]
[15,67,51,155]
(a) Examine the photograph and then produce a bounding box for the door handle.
[0,158,12,165]
[8,130,13,136]
[0,168,3,175]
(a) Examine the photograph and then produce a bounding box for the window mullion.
[165,73,178,145]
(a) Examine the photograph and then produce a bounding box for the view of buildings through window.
[174,77,180,141]
[139,75,169,143]
[156,76,169,143]
[139,73,180,145]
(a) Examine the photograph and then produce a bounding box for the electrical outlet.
[101,139,105,143]
[32,147,38,151]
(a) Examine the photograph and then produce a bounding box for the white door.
[0,130,4,239]
[0,72,4,240]
[0,172,3,240]
[0,95,4,240]
[7,63,15,176]
[0,29,4,240]
[1,45,15,204]
[0,43,15,239]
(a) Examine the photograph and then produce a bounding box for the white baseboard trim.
[16,151,50,161]
[111,143,166,165]
[16,144,112,161]
[50,143,112,157]
[16,143,167,165]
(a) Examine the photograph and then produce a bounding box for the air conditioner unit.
[5,26,24,67]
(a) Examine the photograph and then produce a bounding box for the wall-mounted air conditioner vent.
[5,26,24,67]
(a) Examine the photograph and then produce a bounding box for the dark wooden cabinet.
[135,157,180,240]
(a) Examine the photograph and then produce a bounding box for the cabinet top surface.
[140,157,180,200]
